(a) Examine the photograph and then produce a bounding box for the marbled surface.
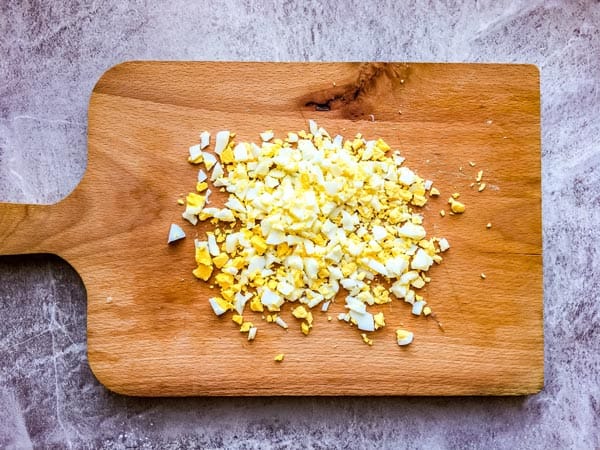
[1,1,599,448]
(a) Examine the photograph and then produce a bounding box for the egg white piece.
[411,249,434,271]
[349,310,375,332]
[207,233,220,256]
[260,130,274,142]
[202,152,217,170]
[397,222,426,240]
[182,205,201,225]
[308,119,319,136]
[345,296,367,314]
[167,224,186,243]
[396,330,414,346]
[306,292,325,308]
[438,237,450,252]
[211,162,224,181]
[261,288,284,311]
[200,131,210,149]
[234,292,252,315]
[275,316,288,329]
[209,297,228,316]
[412,300,426,316]
[189,144,202,161]
[247,327,257,341]
[214,130,230,155]
[233,143,250,161]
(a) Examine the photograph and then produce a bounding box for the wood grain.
[0,62,543,396]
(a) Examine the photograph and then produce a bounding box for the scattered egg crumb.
[396,329,414,346]
[200,131,210,149]
[412,300,426,315]
[232,314,243,325]
[438,238,450,252]
[480,273,486,279]
[248,327,257,340]
[448,198,466,214]
[275,316,289,329]
[167,224,185,244]
[274,353,285,362]
[486,223,492,229]
[240,322,253,332]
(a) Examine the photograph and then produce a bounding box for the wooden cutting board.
[0,62,543,396]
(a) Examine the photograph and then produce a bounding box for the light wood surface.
[0,62,543,396]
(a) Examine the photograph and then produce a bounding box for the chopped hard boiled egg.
[374,312,385,330]
[412,300,426,316]
[232,314,244,325]
[275,316,289,329]
[438,238,450,252]
[188,144,203,163]
[361,333,373,345]
[200,131,210,149]
[182,120,457,347]
[260,130,274,142]
[240,321,253,332]
[396,329,414,346]
[209,297,233,316]
[248,327,257,341]
[214,131,230,155]
[202,152,217,170]
[449,197,466,214]
[167,224,186,244]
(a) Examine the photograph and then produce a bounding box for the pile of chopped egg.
[179,120,454,347]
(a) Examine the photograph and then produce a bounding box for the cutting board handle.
[0,196,78,257]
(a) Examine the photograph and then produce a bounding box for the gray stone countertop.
[1,1,599,449]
